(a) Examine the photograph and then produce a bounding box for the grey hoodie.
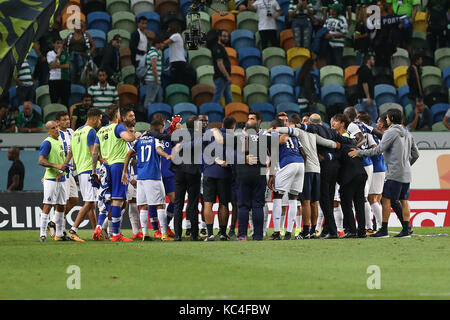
[357,124,419,183]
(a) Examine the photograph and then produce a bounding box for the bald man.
[38,121,69,242]
[7,147,24,191]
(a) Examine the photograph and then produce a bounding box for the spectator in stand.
[207,30,233,106]
[71,93,94,130]
[248,0,283,49]
[353,6,371,65]
[0,104,16,133]
[372,0,397,68]
[407,53,423,108]
[236,0,249,11]
[16,101,43,133]
[407,98,433,131]
[7,147,25,191]
[101,34,122,85]
[356,55,378,123]
[63,19,95,84]
[426,0,450,52]
[387,0,418,50]
[310,0,323,32]
[143,35,164,107]
[296,58,319,114]
[324,3,347,67]
[87,69,119,113]
[443,108,450,130]
[15,60,35,106]
[47,36,71,107]
[289,0,315,49]
[33,15,61,86]
[130,16,148,68]
[218,29,231,47]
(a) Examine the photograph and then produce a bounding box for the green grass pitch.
[1,228,450,300]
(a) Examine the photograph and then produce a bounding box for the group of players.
[37,102,418,242]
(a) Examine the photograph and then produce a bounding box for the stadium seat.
[398,85,410,107]
[422,66,443,89]
[59,29,72,41]
[346,85,360,106]
[231,84,243,103]
[342,47,357,69]
[186,11,210,34]
[208,0,228,13]
[211,12,236,34]
[119,47,132,67]
[373,66,394,86]
[262,47,286,70]
[321,84,347,107]
[106,0,130,15]
[117,84,138,106]
[280,29,295,52]
[87,12,111,34]
[230,30,255,50]
[199,102,225,123]
[432,122,448,131]
[179,0,191,15]
[237,47,262,70]
[160,11,186,31]
[250,102,275,122]
[424,85,449,107]
[86,29,106,48]
[166,83,190,107]
[230,65,246,88]
[148,102,172,121]
[378,103,403,116]
[344,65,359,87]
[269,84,295,106]
[393,66,409,88]
[36,85,51,109]
[270,65,294,86]
[431,103,450,123]
[260,121,272,129]
[121,65,135,84]
[435,48,450,71]
[134,121,150,132]
[276,102,301,116]
[131,0,154,15]
[197,65,215,87]
[413,11,427,34]
[255,31,262,50]
[191,84,215,107]
[225,47,238,66]
[44,104,68,122]
[374,84,397,106]
[137,12,160,33]
[68,84,86,107]
[404,103,413,120]
[155,0,179,16]
[173,103,198,123]
[412,30,428,49]
[236,11,259,34]
[287,48,310,70]
[188,48,212,70]
[246,65,270,87]
[112,12,136,35]
[391,47,410,70]
[84,0,107,15]
[18,104,42,116]
[243,84,269,107]
[107,29,131,48]
[225,102,249,123]
[320,65,344,87]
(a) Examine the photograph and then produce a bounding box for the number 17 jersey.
[133,135,164,180]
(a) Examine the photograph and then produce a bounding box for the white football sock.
[371,202,382,230]
[185,219,192,229]
[365,201,373,229]
[317,207,324,232]
[107,219,112,236]
[128,203,140,235]
[281,212,286,229]
[272,199,282,232]
[40,213,49,237]
[286,200,297,233]
[55,211,65,237]
[263,204,269,232]
[101,215,108,230]
[140,209,149,235]
[70,226,78,233]
[158,209,168,234]
[249,210,254,236]
[333,206,344,232]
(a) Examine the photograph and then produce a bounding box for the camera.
[266,10,272,17]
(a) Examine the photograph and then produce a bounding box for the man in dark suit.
[130,16,148,67]
[101,34,122,84]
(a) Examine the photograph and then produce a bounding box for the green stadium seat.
[59,29,72,41]
[432,122,448,131]
[121,65,135,84]
[197,65,215,87]
[246,65,270,87]
[262,47,286,70]
[107,29,131,48]
[421,66,442,90]
[236,11,259,34]
[135,121,150,132]
[243,83,269,107]
[412,30,428,49]
[44,104,68,122]
[107,0,130,15]
[209,0,229,12]
[112,12,136,34]
[404,103,413,121]
[342,47,357,69]
[36,85,51,109]
[435,48,450,71]
[379,102,403,116]
[131,0,154,16]
[166,83,190,106]
[188,47,212,70]
[391,47,410,70]
[320,65,345,87]
[187,11,211,34]
[260,121,272,129]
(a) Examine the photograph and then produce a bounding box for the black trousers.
[340,173,367,235]
[170,61,196,89]
[49,79,70,108]
[173,170,201,238]
[259,29,278,50]
[319,161,339,235]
